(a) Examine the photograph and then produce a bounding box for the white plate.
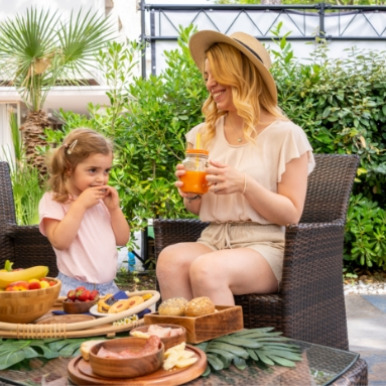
[89,290,159,318]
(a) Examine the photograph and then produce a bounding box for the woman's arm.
[206,153,309,226]
[244,154,309,225]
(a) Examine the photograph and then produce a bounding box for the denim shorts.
[197,222,285,283]
[57,272,120,297]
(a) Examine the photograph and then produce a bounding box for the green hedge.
[52,25,385,271]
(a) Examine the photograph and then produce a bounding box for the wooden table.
[0,339,367,385]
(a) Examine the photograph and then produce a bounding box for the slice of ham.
[97,335,162,359]
[147,324,184,338]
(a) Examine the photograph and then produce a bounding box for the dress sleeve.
[38,192,66,236]
[277,124,315,183]
[186,122,206,147]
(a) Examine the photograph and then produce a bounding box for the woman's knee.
[189,256,218,287]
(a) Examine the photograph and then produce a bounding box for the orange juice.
[180,170,208,194]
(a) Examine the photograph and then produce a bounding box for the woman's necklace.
[226,114,244,144]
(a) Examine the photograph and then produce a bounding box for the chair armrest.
[153,218,209,258]
[281,220,348,348]
[5,222,58,276]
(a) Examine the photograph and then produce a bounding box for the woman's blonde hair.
[201,43,286,147]
[46,128,113,203]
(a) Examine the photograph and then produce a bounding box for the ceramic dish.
[89,290,157,318]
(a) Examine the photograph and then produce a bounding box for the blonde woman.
[156,31,315,305]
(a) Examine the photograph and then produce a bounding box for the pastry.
[184,296,215,316]
[158,297,188,316]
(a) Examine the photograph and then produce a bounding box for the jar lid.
[186,149,209,155]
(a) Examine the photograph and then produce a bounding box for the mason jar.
[180,149,209,195]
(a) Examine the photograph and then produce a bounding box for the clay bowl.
[130,323,187,351]
[89,337,164,379]
[63,298,98,314]
[0,278,61,323]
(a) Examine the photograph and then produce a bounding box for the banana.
[0,266,49,289]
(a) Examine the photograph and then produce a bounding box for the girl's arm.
[43,199,87,250]
[103,186,130,246]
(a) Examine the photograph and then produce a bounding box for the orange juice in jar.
[180,149,209,195]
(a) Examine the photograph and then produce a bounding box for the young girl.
[39,128,130,296]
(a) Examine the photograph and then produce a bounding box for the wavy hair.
[46,128,113,203]
[200,43,286,148]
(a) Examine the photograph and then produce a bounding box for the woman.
[156,31,315,305]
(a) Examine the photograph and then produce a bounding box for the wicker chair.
[153,154,359,350]
[0,161,57,276]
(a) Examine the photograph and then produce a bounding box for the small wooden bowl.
[63,298,98,314]
[130,323,187,351]
[89,337,164,378]
[0,278,61,323]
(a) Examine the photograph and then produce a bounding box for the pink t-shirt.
[186,117,315,224]
[39,192,118,284]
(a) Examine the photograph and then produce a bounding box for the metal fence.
[140,1,386,77]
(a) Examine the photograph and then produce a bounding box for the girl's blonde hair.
[46,128,113,203]
[201,43,286,148]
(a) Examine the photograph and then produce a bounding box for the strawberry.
[78,289,91,301]
[89,289,99,301]
[75,287,86,299]
[67,289,76,301]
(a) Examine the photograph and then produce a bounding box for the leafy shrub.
[270,24,385,270]
[44,25,384,271]
[344,194,386,270]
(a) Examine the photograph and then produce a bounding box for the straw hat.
[189,30,277,103]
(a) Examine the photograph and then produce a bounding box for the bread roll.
[158,297,188,316]
[80,339,106,361]
[184,296,215,317]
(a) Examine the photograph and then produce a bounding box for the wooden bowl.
[130,323,187,351]
[63,298,98,314]
[89,337,164,378]
[0,278,61,323]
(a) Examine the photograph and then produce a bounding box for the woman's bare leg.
[189,248,278,305]
[156,242,213,300]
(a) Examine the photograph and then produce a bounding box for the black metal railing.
[140,1,386,77]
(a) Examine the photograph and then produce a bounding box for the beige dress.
[186,116,315,283]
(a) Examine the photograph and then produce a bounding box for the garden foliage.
[45,25,384,270]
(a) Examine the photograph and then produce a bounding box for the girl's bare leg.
[189,248,278,305]
[156,242,213,300]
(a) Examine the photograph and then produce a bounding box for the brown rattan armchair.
[0,161,57,276]
[153,154,359,350]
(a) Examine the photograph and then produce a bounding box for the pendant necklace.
[237,137,243,143]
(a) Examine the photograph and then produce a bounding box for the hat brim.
[189,30,277,103]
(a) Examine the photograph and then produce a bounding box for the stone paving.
[345,286,386,386]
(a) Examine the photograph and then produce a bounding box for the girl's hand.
[206,159,245,195]
[102,186,120,210]
[76,186,108,209]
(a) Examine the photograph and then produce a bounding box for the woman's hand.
[175,163,202,214]
[174,163,201,200]
[206,160,245,195]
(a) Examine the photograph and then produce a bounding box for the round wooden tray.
[68,345,207,385]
